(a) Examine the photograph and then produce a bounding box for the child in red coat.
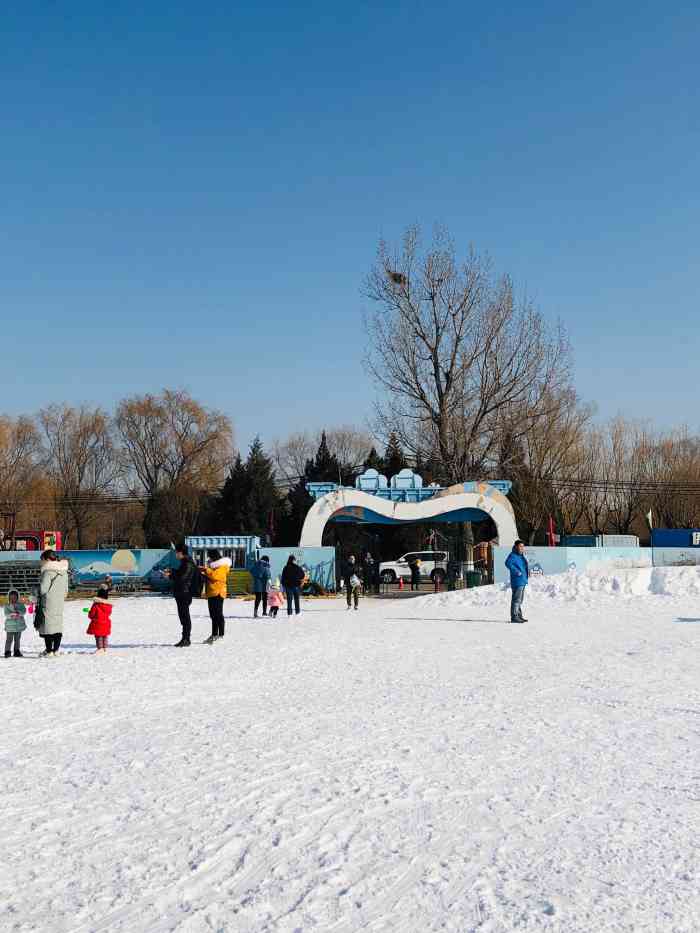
[87,586,113,654]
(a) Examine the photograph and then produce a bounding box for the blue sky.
[1,1,698,452]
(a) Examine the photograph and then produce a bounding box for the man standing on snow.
[341,554,362,611]
[251,555,271,618]
[505,540,529,623]
[165,543,198,647]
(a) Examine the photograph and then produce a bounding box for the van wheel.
[431,569,445,584]
[380,570,396,584]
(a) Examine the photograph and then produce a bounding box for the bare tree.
[364,226,571,484]
[646,429,700,528]
[115,389,233,544]
[508,389,593,541]
[272,426,374,485]
[39,405,120,548]
[0,415,41,510]
[272,432,317,485]
[602,418,652,534]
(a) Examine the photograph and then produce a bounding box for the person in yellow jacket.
[200,549,232,643]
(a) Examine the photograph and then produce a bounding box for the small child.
[87,587,113,654]
[267,581,283,618]
[4,589,27,657]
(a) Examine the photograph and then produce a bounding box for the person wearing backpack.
[165,543,200,647]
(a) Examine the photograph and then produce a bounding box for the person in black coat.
[409,557,421,591]
[165,543,197,646]
[280,555,305,616]
[341,554,362,610]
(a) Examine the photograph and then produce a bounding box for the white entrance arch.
[299,481,518,547]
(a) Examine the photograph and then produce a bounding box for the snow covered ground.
[2,567,699,932]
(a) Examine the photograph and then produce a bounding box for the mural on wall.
[66,549,177,591]
[493,546,649,584]
[260,547,336,591]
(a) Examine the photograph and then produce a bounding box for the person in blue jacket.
[251,555,272,618]
[505,540,529,623]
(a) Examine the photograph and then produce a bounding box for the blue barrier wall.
[651,547,700,567]
[259,546,336,591]
[493,546,650,584]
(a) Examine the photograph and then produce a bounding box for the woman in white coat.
[37,550,70,656]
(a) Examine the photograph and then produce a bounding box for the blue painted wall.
[260,546,336,591]
[0,549,177,590]
[493,546,650,584]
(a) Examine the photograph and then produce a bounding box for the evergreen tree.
[308,431,343,483]
[241,437,280,540]
[383,433,407,479]
[363,446,385,474]
[277,432,347,545]
[217,453,249,533]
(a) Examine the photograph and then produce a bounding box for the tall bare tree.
[506,389,593,541]
[601,418,652,534]
[39,405,120,548]
[364,226,571,484]
[115,389,232,544]
[645,429,700,529]
[0,415,41,509]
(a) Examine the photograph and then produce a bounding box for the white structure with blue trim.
[300,470,518,547]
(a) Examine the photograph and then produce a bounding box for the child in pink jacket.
[267,582,283,618]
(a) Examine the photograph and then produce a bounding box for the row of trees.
[2,226,698,550]
[3,396,699,551]
[0,390,232,548]
[223,417,700,551]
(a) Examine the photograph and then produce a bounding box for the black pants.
[175,594,192,640]
[345,583,360,608]
[411,576,420,591]
[254,592,268,616]
[269,606,278,618]
[43,633,62,653]
[286,587,301,615]
[208,596,225,637]
[5,632,21,653]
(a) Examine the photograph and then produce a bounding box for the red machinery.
[0,528,63,552]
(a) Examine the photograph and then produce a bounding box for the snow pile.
[532,564,700,600]
[411,564,700,613]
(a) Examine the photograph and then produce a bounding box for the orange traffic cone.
[398,576,404,590]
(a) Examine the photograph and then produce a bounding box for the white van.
[379,551,448,584]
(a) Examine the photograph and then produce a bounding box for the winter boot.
[13,650,23,657]
[4,651,10,658]
[204,634,217,645]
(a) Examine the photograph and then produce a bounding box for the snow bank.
[414,564,700,612]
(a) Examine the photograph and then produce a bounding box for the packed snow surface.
[2,567,699,932]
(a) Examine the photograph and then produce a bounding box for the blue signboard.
[651,529,700,548]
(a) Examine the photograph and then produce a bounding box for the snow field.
[1,569,699,932]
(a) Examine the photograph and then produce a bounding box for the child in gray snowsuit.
[4,589,27,657]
